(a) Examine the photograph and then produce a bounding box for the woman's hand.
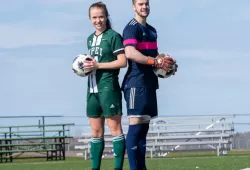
[83,56,99,70]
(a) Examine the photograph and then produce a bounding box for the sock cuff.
[113,134,125,142]
[91,137,104,143]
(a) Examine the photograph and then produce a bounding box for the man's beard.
[135,9,150,18]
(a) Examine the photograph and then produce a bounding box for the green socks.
[91,137,104,170]
[90,135,125,170]
[113,134,126,170]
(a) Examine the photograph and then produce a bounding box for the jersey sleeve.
[123,25,138,47]
[110,33,125,56]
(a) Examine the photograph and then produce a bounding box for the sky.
[1,0,250,131]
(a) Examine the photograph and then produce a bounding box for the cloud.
[0,24,82,48]
[38,0,88,5]
[173,48,250,77]
[234,5,250,21]
[0,1,94,48]
[0,1,30,12]
[1,0,250,121]
[0,0,91,48]
[0,1,130,48]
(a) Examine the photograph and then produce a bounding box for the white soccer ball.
[153,63,176,78]
[72,54,93,77]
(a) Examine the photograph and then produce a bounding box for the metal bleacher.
[75,115,234,159]
[0,123,74,163]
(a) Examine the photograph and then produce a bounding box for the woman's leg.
[107,114,125,170]
[89,117,105,170]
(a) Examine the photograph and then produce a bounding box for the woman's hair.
[89,1,111,29]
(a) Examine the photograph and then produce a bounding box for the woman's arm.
[84,53,127,70]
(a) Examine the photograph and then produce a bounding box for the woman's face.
[89,7,107,32]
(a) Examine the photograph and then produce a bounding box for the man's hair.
[132,0,150,5]
[89,1,111,29]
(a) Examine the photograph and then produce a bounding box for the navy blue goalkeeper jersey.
[122,18,159,90]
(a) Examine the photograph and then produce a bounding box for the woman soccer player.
[83,2,126,170]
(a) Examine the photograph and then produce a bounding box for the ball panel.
[153,64,175,78]
[72,54,93,77]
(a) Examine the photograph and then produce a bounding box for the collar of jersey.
[94,28,109,37]
[133,18,148,28]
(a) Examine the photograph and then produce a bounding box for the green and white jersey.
[87,29,124,93]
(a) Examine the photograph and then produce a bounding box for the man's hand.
[147,53,176,73]
[172,62,178,75]
[155,53,175,72]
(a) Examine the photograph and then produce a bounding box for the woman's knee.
[107,115,123,136]
[91,127,104,137]
[89,117,105,137]
[109,124,123,136]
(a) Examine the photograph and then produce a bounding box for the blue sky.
[1,0,250,130]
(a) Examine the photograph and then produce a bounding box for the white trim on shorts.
[127,115,158,121]
[129,88,136,109]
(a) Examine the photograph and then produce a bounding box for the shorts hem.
[87,112,123,118]
[87,115,103,118]
[127,115,158,119]
[104,112,123,118]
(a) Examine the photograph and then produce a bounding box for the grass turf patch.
[0,156,250,170]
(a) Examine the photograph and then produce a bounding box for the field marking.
[0,155,249,166]
[0,161,78,166]
[150,155,250,160]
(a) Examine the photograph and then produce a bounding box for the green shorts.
[86,91,122,118]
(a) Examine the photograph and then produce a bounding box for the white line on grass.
[0,156,249,166]
[0,161,82,166]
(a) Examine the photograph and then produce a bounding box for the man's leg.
[137,89,158,170]
[137,123,149,170]
[124,87,157,170]
[126,118,146,170]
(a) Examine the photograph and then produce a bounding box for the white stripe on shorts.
[129,88,136,109]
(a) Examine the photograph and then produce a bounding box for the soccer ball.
[72,54,93,77]
[153,64,177,78]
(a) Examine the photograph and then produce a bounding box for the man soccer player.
[122,0,178,170]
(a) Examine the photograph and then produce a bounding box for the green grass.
[0,156,250,170]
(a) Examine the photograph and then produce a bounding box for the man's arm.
[123,24,175,72]
[125,46,175,73]
[125,46,153,64]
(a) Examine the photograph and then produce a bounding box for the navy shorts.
[123,87,158,119]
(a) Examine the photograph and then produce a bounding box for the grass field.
[0,156,250,170]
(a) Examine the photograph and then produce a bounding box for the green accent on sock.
[113,135,124,142]
[113,135,125,169]
[92,138,103,143]
[91,138,104,169]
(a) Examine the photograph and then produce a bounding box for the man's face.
[133,0,150,18]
